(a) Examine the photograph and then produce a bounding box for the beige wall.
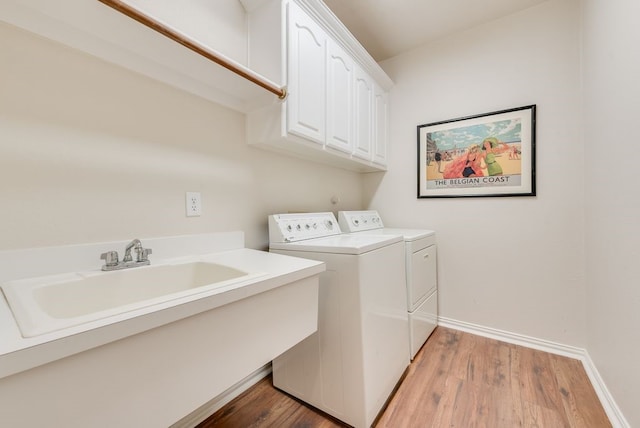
[365,0,586,346]
[0,22,364,252]
[367,0,638,423]
[583,0,640,425]
[126,0,249,63]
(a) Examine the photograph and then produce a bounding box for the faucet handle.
[136,247,152,263]
[100,251,119,267]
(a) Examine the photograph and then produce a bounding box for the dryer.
[269,212,409,428]
[339,210,438,360]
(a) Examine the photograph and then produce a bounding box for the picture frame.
[417,105,536,198]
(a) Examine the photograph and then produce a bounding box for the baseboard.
[437,316,585,359]
[438,317,630,428]
[580,352,631,428]
[171,363,272,428]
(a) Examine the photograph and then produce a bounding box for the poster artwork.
[417,105,535,198]
[426,119,522,189]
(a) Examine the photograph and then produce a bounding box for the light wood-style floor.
[197,327,611,427]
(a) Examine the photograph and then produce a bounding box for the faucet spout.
[123,239,142,262]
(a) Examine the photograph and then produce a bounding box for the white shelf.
[0,0,279,112]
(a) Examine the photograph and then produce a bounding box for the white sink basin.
[1,261,265,337]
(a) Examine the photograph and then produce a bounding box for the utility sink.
[1,261,265,338]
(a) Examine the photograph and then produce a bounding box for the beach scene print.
[425,118,523,189]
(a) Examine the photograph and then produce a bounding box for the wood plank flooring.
[197,327,611,427]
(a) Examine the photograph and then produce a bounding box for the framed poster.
[417,105,536,198]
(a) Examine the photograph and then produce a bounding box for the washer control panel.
[338,210,385,232]
[269,212,342,243]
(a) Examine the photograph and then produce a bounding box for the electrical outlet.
[186,192,202,217]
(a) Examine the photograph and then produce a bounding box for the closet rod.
[98,0,287,99]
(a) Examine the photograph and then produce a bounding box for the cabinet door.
[352,65,373,161]
[326,39,353,154]
[372,84,388,166]
[286,2,326,145]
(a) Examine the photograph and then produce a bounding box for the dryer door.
[408,244,437,310]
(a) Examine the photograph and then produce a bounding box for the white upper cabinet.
[246,0,393,172]
[286,2,327,145]
[326,39,354,154]
[353,65,374,161]
[373,84,389,166]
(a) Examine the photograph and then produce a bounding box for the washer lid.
[346,228,435,242]
[269,233,403,255]
[376,228,435,241]
[338,211,435,241]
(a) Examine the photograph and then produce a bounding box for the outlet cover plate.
[186,192,202,217]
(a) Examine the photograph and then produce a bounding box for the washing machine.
[269,212,409,428]
[339,210,438,360]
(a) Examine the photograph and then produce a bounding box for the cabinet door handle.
[424,254,430,258]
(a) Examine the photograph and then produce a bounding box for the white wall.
[365,0,586,347]
[126,0,249,63]
[0,21,363,253]
[583,0,640,426]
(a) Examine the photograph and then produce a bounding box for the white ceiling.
[323,0,550,61]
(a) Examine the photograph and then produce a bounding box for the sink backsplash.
[0,231,245,284]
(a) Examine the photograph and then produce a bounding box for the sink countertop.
[0,234,324,379]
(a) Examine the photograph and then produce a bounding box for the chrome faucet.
[100,238,152,271]
[123,238,142,262]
